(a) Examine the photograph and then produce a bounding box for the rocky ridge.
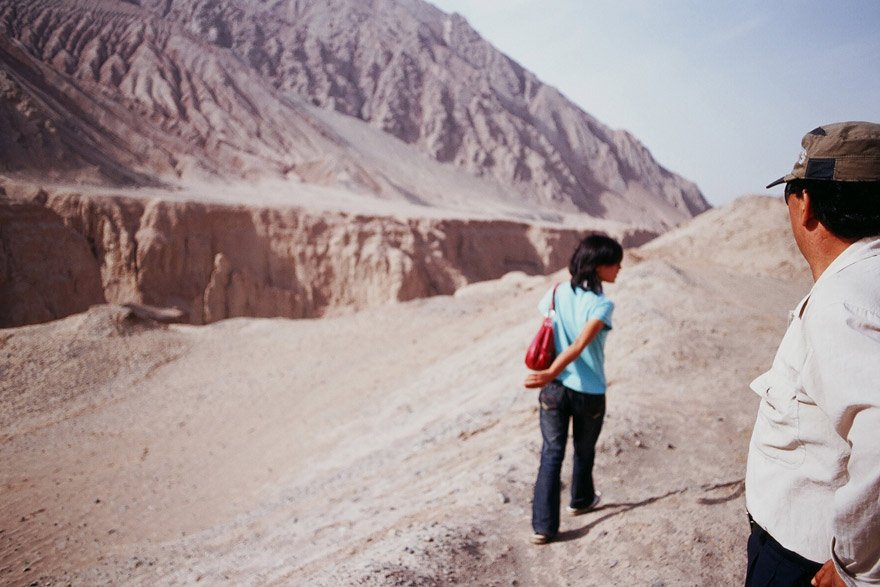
[0,0,345,185]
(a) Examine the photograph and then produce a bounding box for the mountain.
[0,0,709,229]
[0,0,715,328]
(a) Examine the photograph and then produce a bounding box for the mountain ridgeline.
[0,0,709,226]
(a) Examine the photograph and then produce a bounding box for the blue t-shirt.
[538,283,614,394]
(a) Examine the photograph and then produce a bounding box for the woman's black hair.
[787,180,880,239]
[569,234,623,294]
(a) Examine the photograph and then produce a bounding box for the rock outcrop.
[0,193,106,326]
[1,184,656,328]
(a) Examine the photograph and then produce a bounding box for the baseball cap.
[766,121,880,188]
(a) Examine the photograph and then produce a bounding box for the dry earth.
[0,196,812,586]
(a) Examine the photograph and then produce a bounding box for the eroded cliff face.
[0,191,107,326]
[1,185,656,328]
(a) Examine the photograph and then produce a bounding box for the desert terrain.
[1,196,811,586]
[0,1,805,585]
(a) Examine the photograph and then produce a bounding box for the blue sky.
[428,1,880,206]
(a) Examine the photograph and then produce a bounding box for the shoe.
[566,492,602,516]
[529,533,550,545]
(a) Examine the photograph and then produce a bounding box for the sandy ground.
[0,196,811,586]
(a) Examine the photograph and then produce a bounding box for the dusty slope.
[0,196,810,586]
[636,195,805,279]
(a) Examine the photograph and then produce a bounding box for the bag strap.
[549,282,560,312]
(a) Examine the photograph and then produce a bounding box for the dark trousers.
[532,381,605,537]
[745,514,823,587]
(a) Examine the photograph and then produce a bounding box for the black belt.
[747,512,768,538]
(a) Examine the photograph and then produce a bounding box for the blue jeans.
[532,381,605,537]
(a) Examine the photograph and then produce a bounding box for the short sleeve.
[590,298,614,329]
[537,286,556,315]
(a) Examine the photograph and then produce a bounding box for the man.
[745,121,880,587]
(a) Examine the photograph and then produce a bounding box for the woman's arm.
[524,318,606,388]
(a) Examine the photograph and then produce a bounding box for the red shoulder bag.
[524,283,559,370]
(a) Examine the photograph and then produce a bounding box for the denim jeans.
[532,380,606,537]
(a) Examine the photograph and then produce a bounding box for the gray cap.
[766,121,880,188]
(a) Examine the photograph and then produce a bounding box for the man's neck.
[807,233,857,281]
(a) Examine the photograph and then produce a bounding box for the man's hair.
[569,234,623,294]
[788,179,880,240]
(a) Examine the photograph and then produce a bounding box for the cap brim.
[766,176,786,189]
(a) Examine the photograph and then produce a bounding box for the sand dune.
[0,196,811,585]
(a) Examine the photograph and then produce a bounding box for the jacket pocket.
[750,371,805,467]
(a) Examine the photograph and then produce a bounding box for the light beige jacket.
[746,237,880,586]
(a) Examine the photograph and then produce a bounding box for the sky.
[428,1,880,206]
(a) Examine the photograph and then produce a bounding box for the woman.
[524,234,623,545]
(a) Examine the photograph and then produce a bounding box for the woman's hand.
[524,370,554,389]
[524,318,606,390]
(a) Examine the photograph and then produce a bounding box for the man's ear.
[799,189,818,229]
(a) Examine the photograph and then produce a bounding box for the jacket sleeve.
[803,301,880,585]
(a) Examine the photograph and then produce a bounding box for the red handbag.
[524,283,559,370]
